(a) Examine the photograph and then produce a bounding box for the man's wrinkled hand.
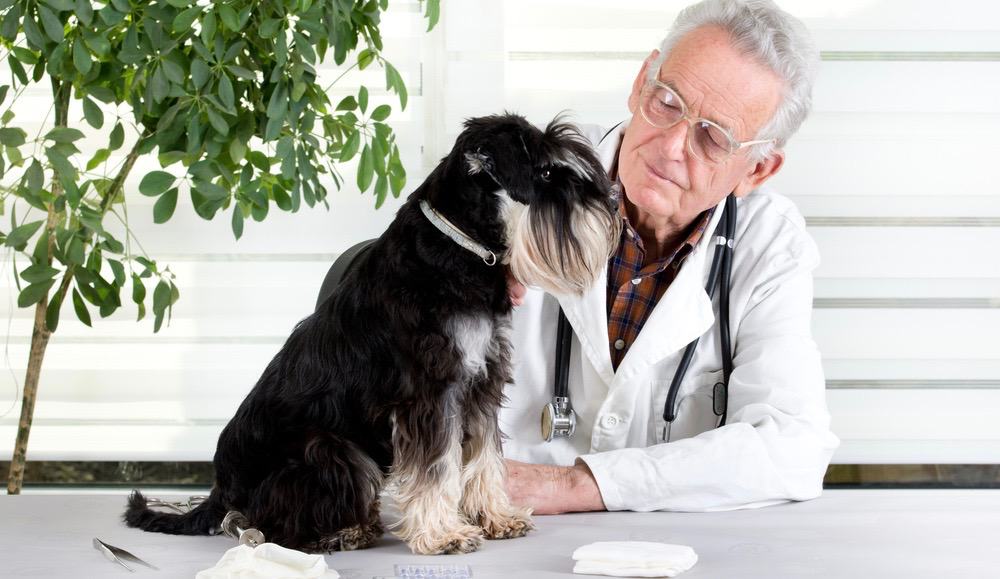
[504,459,606,514]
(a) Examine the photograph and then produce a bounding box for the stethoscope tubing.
[662,193,736,425]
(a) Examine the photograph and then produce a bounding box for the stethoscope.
[541,192,737,443]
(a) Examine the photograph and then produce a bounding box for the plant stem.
[6,78,71,494]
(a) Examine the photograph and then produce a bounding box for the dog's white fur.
[504,195,620,295]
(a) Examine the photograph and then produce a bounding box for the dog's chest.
[446,314,496,378]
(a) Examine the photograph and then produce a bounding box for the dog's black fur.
[124,113,617,553]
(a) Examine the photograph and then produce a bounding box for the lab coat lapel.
[612,198,726,381]
[555,270,615,387]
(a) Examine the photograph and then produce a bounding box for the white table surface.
[1,489,997,578]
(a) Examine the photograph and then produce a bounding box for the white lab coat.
[499,120,840,512]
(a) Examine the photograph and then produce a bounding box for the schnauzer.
[124,113,620,554]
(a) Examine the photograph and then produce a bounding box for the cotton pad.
[572,541,698,577]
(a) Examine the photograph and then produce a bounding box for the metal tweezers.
[93,537,158,572]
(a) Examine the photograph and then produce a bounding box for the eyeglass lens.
[642,84,734,163]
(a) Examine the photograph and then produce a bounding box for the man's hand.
[506,268,527,306]
[504,459,606,514]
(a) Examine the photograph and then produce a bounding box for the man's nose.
[657,120,689,161]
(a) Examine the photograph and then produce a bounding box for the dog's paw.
[408,524,484,555]
[477,506,534,540]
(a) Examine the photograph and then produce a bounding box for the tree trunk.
[5,289,56,494]
[5,79,71,494]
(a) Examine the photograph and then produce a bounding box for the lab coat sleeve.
[578,211,840,512]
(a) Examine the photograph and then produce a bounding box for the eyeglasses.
[638,80,775,164]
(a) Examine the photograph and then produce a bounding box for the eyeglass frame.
[638,79,776,164]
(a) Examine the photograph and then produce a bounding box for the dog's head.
[450,113,621,295]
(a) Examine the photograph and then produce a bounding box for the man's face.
[619,25,785,229]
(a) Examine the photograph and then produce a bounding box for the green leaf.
[86,148,110,171]
[0,127,27,146]
[228,65,255,80]
[139,171,176,197]
[195,181,229,201]
[20,263,60,284]
[339,130,360,162]
[74,0,93,25]
[45,288,63,332]
[374,174,388,208]
[228,139,246,162]
[153,187,178,223]
[18,279,55,308]
[25,159,44,194]
[41,0,75,10]
[21,14,46,49]
[150,65,169,103]
[82,97,103,129]
[161,57,185,84]
[219,5,239,31]
[200,10,216,42]
[218,74,235,112]
[266,82,288,119]
[259,18,281,38]
[385,62,408,110]
[45,127,85,143]
[37,5,64,43]
[10,47,38,66]
[66,236,84,265]
[231,205,244,239]
[152,279,170,315]
[336,96,357,111]
[109,122,124,151]
[108,259,125,285]
[5,220,44,249]
[8,56,28,85]
[425,0,441,31]
[358,86,368,114]
[131,273,146,322]
[72,38,91,75]
[72,287,92,326]
[205,107,229,135]
[1,5,21,42]
[82,30,110,57]
[191,58,210,90]
[357,48,375,70]
[370,104,390,122]
[358,143,374,191]
[247,150,269,171]
[173,6,202,33]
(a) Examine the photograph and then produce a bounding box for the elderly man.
[500,0,840,514]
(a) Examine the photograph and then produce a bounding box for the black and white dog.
[124,114,620,554]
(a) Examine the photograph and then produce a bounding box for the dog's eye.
[540,169,551,182]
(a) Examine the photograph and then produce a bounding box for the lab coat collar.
[556,118,725,386]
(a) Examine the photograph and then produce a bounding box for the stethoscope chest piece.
[541,396,576,441]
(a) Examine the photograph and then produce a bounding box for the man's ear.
[628,50,660,114]
[733,150,784,197]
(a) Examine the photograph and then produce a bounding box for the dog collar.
[419,200,498,266]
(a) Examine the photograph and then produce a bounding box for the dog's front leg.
[389,399,484,554]
[460,404,534,539]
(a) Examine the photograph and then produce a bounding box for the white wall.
[2,0,998,464]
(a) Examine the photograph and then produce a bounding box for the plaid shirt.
[607,195,714,370]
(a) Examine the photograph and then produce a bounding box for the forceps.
[93,537,158,572]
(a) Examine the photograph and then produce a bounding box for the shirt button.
[614,339,626,351]
[631,278,642,285]
[603,415,619,427]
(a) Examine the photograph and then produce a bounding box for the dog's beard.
[501,192,621,295]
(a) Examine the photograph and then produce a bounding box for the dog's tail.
[123,488,227,536]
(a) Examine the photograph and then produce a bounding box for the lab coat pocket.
[660,370,723,442]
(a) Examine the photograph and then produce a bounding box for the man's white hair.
[648,0,819,161]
